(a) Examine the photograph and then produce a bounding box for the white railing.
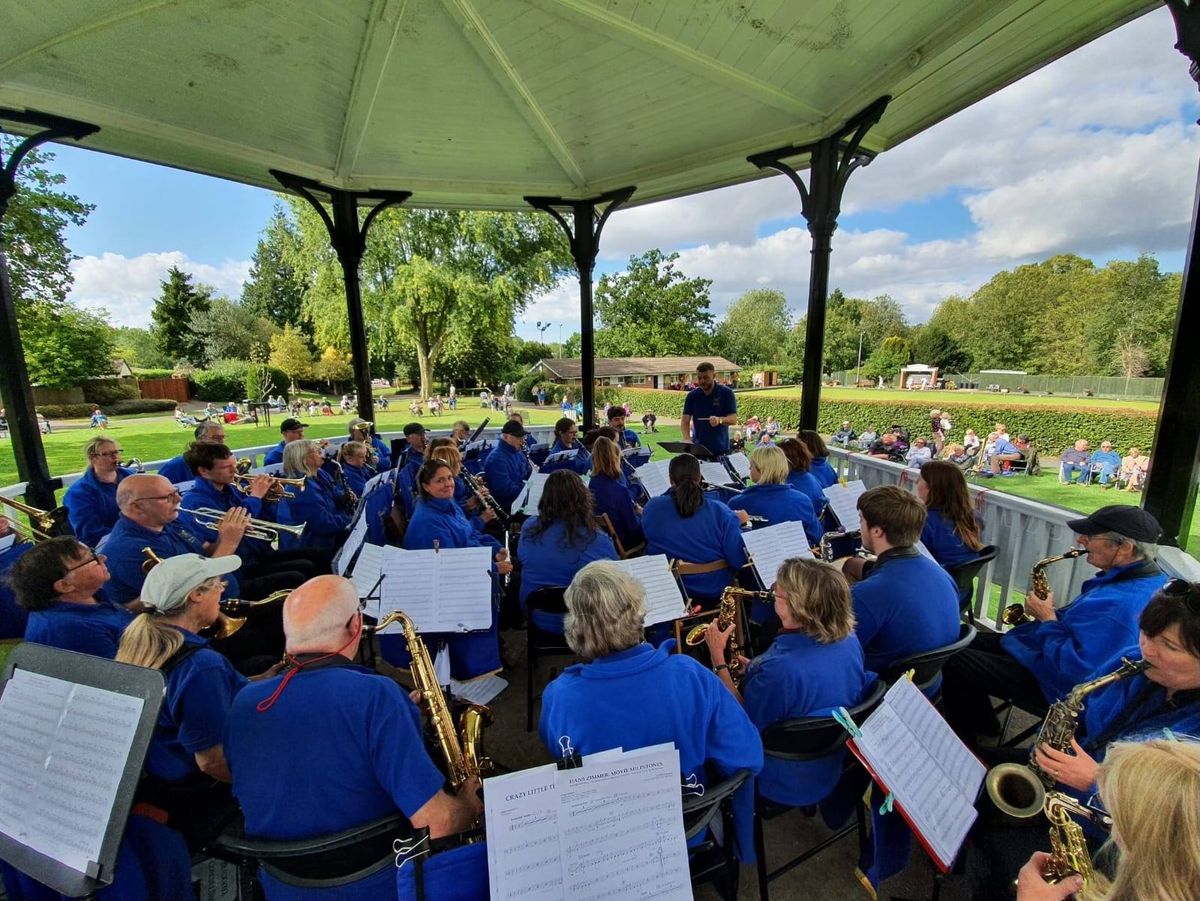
[828,448,1199,628]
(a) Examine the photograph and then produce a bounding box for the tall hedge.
[81,378,139,406]
[598,388,1157,453]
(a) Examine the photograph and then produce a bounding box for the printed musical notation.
[822,479,867,532]
[0,670,144,875]
[609,555,687,627]
[376,545,493,632]
[741,520,810,587]
[699,461,735,487]
[634,460,672,498]
[725,452,751,480]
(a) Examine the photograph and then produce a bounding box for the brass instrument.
[126,458,145,474]
[181,506,307,544]
[0,495,67,540]
[1002,548,1085,626]
[683,586,768,684]
[1040,791,1110,887]
[986,657,1149,819]
[139,547,250,639]
[235,457,254,475]
[370,610,493,788]
[231,473,305,500]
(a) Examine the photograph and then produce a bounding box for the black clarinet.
[462,469,510,527]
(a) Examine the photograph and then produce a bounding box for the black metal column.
[526,187,635,430]
[1145,2,1200,549]
[0,110,97,508]
[272,171,410,424]
[748,97,889,430]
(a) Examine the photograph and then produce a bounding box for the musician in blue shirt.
[348,417,391,471]
[943,505,1166,741]
[727,445,823,546]
[483,420,533,512]
[519,471,618,630]
[917,461,985,568]
[63,436,135,547]
[643,454,749,603]
[605,406,640,448]
[10,536,132,657]
[225,577,483,901]
[157,420,227,485]
[797,430,838,488]
[588,437,644,552]
[396,421,427,473]
[779,437,826,515]
[545,417,591,475]
[336,441,376,496]
[849,486,960,674]
[278,440,352,555]
[680,362,737,455]
[706,556,873,806]
[540,561,763,856]
[263,418,307,466]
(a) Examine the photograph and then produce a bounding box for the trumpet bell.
[985,762,1045,821]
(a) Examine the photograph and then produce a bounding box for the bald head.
[117,474,180,528]
[284,575,360,654]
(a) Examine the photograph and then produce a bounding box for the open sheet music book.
[374,545,493,632]
[725,451,751,480]
[699,460,736,486]
[822,479,866,530]
[333,514,370,577]
[484,744,691,901]
[609,555,688,627]
[515,472,550,514]
[635,459,672,497]
[847,677,985,871]
[544,448,579,465]
[741,520,810,587]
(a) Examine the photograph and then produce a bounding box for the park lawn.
[750,386,1160,412]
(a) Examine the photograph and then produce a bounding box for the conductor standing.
[679,362,737,456]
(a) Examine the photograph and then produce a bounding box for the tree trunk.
[416,346,434,401]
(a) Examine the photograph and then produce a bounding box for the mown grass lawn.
[750,385,1160,412]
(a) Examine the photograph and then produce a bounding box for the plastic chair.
[525,585,573,731]
[683,768,752,901]
[944,545,998,624]
[880,623,977,700]
[593,512,645,558]
[752,679,888,900]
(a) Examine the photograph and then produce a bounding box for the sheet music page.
[485,764,563,901]
[557,744,691,901]
[545,448,579,464]
[699,460,735,486]
[171,479,195,492]
[853,682,979,868]
[348,542,387,604]
[741,521,811,587]
[610,555,687,626]
[430,546,494,631]
[0,533,16,552]
[636,460,672,497]
[822,480,866,530]
[885,677,984,797]
[518,472,550,514]
[0,670,144,875]
[363,470,389,493]
[335,515,370,576]
[450,674,508,706]
[378,547,439,632]
[726,452,751,479]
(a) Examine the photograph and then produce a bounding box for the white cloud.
[68,251,251,327]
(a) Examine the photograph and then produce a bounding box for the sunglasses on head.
[1163,578,1200,614]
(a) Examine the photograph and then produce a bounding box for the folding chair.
[753,679,888,900]
[670,558,732,608]
[944,546,998,624]
[593,512,645,558]
[524,585,574,731]
[880,623,977,701]
[683,768,752,901]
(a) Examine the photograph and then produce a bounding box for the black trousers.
[942,631,1048,741]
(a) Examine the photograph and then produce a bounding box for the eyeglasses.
[93,450,122,458]
[1163,578,1200,613]
[65,550,103,572]
[135,490,183,503]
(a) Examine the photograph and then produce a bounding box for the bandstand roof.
[0,0,1158,209]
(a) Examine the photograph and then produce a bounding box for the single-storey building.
[531,357,741,390]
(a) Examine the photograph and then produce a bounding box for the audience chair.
[880,623,977,701]
[593,512,645,558]
[683,768,753,901]
[753,679,888,901]
[944,546,998,624]
[525,585,573,732]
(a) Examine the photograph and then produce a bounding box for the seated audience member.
[224,577,483,901]
[744,416,761,443]
[856,425,878,450]
[483,420,533,513]
[1119,446,1149,492]
[905,436,933,468]
[539,562,763,845]
[967,585,1200,899]
[974,431,999,471]
[763,415,781,440]
[778,436,825,514]
[337,440,376,497]
[348,417,391,471]
[944,443,970,465]
[116,554,279,849]
[278,439,351,554]
[832,421,857,448]
[1059,439,1091,485]
[157,420,228,485]
[866,432,905,463]
[588,437,644,552]
[727,446,823,546]
[605,406,640,448]
[11,537,131,656]
[981,429,1022,476]
[962,428,981,452]
[918,461,984,568]
[943,505,1166,741]
[849,486,960,673]
[263,418,307,467]
[643,454,748,603]
[797,430,838,488]
[1089,440,1122,487]
[519,470,618,629]
[706,556,873,806]
[63,436,135,547]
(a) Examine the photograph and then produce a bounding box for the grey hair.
[195,420,225,440]
[282,439,317,479]
[1095,530,1157,562]
[563,561,645,661]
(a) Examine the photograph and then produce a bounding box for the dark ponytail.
[668,454,705,518]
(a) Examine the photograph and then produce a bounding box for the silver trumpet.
[181,506,306,543]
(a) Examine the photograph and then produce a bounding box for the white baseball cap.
[141,553,241,614]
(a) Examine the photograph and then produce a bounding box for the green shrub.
[81,378,139,405]
[108,399,178,415]
[514,371,543,403]
[36,403,95,419]
[191,359,252,402]
[132,368,176,380]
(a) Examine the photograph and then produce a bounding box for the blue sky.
[52,7,1200,343]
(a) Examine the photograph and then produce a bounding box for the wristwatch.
[712,663,729,674]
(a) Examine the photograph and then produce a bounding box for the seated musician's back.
[849,486,960,673]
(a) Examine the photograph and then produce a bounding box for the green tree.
[594,249,715,356]
[793,291,910,373]
[910,323,970,373]
[187,297,277,365]
[269,325,314,387]
[562,332,582,357]
[860,335,912,381]
[151,266,210,363]
[714,289,790,365]
[112,326,172,368]
[779,325,807,382]
[20,302,115,388]
[313,346,354,390]
[241,204,308,330]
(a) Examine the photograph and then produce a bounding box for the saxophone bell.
[1005,548,1087,625]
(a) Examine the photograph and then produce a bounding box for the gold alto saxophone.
[1039,791,1111,888]
[986,657,1149,820]
[372,610,493,788]
[684,586,770,684]
[1002,548,1086,626]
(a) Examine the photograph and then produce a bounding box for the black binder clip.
[556,735,582,770]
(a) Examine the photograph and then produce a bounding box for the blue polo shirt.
[683,383,737,454]
[156,454,193,486]
[24,597,135,658]
[277,473,351,551]
[182,478,271,562]
[518,518,617,630]
[148,630,247,784]
[483,440,532,512]
[63,466,134,548]
[919,508,982,569]
[589,472,644,552]
[643,492,747,600]
[809,456,838,489]
[263,440,288,466]
[103,515,237,605]
[728,483,823,546]
[785,469,826,515]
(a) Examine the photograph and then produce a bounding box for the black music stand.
[656,441,717,460]
[0,644,164,897]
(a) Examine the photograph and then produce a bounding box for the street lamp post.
[536,320,552,346]
[855,330,865,386]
